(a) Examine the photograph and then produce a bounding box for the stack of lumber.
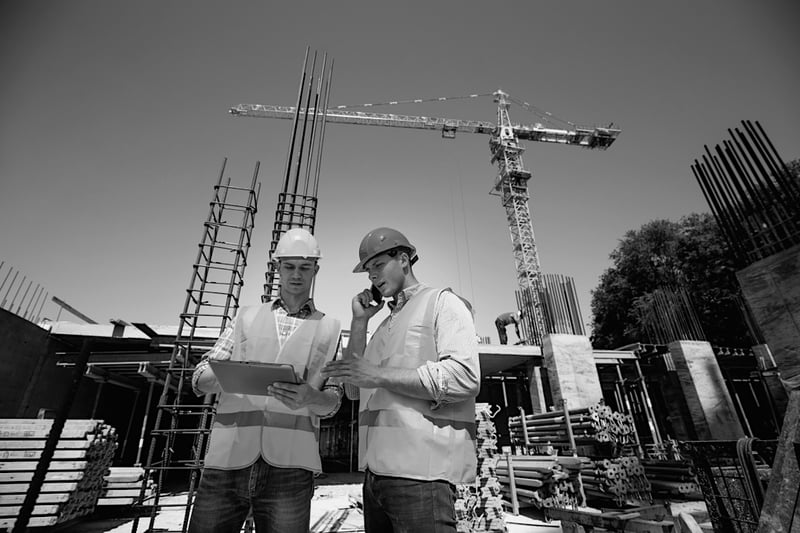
[641,459,702,499]
[497,454,585,510]
[455,404,506,533]
[97,467,155,506]
[579,455,652,506]
[508,403,638,451]
[0,419,117,530]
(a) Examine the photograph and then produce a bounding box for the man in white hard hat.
[322,227,480,533]
[188,228,342,533]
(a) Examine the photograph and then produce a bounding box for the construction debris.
[0,419,117,529]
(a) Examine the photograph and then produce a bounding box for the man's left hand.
[267,379,318,410]
[321,356,384,389]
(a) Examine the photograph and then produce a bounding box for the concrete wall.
[737,244,800,391]
[542,334,603,411]
[0,308,97,418]
[668,340,745,440]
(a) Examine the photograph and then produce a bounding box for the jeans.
[362,469,456,533]
[187,458,313,533]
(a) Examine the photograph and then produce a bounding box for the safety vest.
[358,286,477,484]
[204,304,341,472]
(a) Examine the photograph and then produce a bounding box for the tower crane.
[230,90,620,343]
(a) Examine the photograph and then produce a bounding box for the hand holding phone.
[371,285,383,303]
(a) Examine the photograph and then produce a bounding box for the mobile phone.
[370,285,383,303]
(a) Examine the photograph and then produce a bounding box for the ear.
[313,263,320,275]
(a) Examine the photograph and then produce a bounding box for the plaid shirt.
[192,298,342,417]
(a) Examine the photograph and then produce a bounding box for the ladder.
[132,159,260,532]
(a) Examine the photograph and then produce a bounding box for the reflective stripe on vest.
[204,304,340,471]
[358,287,477,484]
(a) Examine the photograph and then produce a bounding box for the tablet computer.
[209,360,298,396]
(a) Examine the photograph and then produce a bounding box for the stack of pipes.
[97,467,156,507]
[497,454,585,510]
[0,419,117,529]
[508,404,638,451]
[579,456,652,506]
[455,404,506,533]
[640,460,702,499]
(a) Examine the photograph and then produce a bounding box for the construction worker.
[495,310,522,345]
[322,227,480,533]
[188,228,342,533]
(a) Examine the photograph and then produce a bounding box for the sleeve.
[416,290,481,409]
[191,320,237,396]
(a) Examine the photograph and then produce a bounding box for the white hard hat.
[272,228,322,260]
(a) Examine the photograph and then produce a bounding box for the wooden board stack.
[97,467,155,507]
[455,404,506,533]
[0,419,117,530]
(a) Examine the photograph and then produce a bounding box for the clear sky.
[1,1,798,341]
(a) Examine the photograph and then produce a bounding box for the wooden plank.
[96,497,135,506]
[0,448,88,460]
[0,482,79,494]
[0,471,84,483]
[0,493,70,505]
[0,504,62,517]
[0,419,102,426]
[0,439,91,450]
[0,428,98,439]
[105,481,144,489]
[0,460,88,471]
[102,489,142,498]
[0,515,59,528]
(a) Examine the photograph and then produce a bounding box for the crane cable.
[506,95,577,129]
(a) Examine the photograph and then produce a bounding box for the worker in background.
[188,228,342,533]
[322,227,480,533]
[495,310,522,345]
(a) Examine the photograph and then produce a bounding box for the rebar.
[692,121,800,266]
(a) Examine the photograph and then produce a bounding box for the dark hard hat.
[353,227,417,273]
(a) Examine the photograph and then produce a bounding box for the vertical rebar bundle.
[0,262,49,324]
[515,274,585,344]
[636,286,706,344]
[263,48,333,301]
[692,120,800,266]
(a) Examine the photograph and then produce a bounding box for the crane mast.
[230,90,620,344]
[489,90,547,340]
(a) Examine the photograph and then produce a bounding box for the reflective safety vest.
[204,304,341,472]
[358,286,477,484]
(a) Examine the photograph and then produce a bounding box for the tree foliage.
[589,213,751,349]
[590,158,799,350]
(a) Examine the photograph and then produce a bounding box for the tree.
[589,214,752,349]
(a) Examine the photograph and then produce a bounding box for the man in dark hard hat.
[188,228,342,533]
[322,227,480,533]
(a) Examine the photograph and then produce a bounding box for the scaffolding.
[132,158,260,532]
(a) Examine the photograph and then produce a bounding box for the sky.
[1,1,798,341]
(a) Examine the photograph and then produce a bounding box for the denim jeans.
[187,458,313,533]
[362,469,456,533]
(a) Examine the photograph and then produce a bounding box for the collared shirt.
[191,297,342,417]
[348,283,480,410]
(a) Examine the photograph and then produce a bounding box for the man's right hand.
[352,288,385,321]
